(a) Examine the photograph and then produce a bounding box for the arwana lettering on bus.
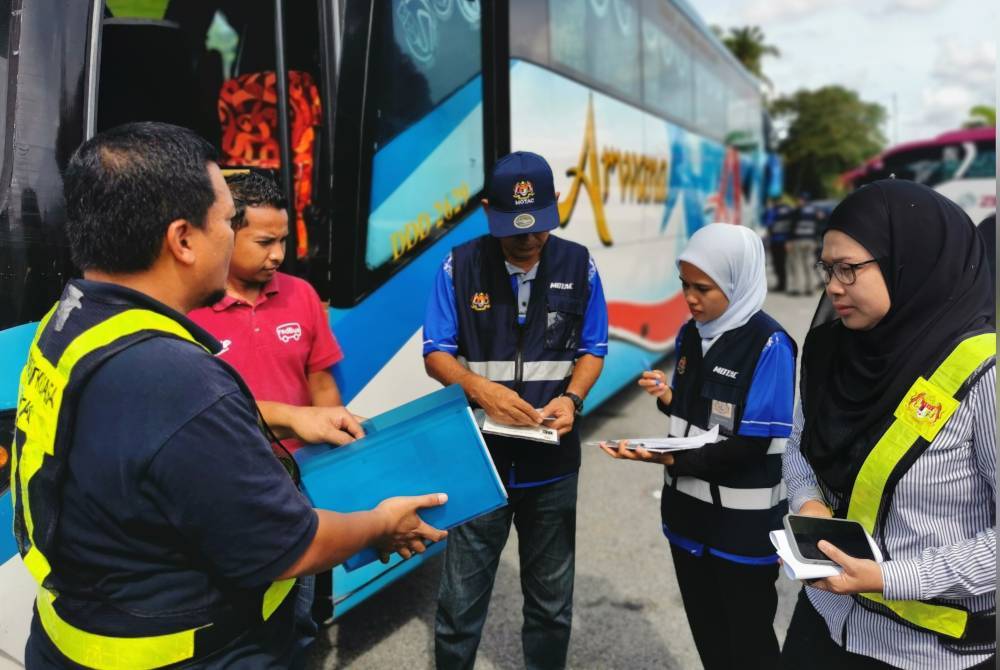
[557,95,669,246]
[390,181,472,262]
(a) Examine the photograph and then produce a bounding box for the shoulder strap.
[846,331,995,641]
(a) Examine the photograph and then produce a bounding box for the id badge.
[709,399,735,433]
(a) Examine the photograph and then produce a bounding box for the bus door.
[94,0,335,280]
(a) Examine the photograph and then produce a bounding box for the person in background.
[782,181,996,669]
[786,193,824,296]
[188,169,345,651]
[602,223,796,670]
[766,199,795,293]
[424,151,608,669]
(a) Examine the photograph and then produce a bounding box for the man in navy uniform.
[13,122,447,668]
[423,152,608,669]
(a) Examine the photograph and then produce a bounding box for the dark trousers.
[770,241,788,292]
[435,474,578,670]
[311,569,333,623]
[670,544,780,670]
[781,588,997,669]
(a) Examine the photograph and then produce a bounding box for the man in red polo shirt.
[188,169,345,649]
[189,170,344,449]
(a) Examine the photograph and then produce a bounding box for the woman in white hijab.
[602,223,797,670]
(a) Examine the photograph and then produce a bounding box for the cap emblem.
[513,180,535,206]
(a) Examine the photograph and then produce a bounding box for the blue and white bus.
[0,0,774,664]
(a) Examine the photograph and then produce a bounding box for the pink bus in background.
[842,127,997,223]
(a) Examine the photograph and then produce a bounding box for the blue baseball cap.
[485,151,560,238]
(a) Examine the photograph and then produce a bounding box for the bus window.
[640,3,693,127]
[693,56,726,142]
[363,0,484,271]
[96,0,323,261]
[964,141,997,179]
[549,0,641,102]
[881,146,949,186]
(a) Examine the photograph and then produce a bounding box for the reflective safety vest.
[847,331,996,642]
[451,234,591,486]
[662,311,796,558]
[11,288,297,669]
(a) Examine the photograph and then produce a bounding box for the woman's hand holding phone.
[808,541,885,595]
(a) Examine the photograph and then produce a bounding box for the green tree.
[712,25,780,85]
[963,105,996,128]
[771,86,887,197]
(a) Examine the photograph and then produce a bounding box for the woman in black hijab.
[781,180,996,669]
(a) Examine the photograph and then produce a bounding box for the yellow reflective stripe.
[56,309,202,374]
[16,309,201,587]
[860,592,968,640]
[847,333,995,640]
[848,421,916,533]
[262,578,296,621]
[927,333,995,396]
[37,588,199,670]
[10,306,58,539]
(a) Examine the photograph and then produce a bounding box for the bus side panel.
[508,60,766,407]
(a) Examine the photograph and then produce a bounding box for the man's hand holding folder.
[374,494,451,563]
[278,494,450,578]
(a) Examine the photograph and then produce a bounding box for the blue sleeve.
[737,331,796,438]
[423,254,460,356]
[578,256,608,357]
[146,391,318,589]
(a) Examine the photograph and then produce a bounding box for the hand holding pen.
[638,370,672,404]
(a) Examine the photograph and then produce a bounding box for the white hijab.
[677,222,767,351]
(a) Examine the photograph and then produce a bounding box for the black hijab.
[802,180,995,495]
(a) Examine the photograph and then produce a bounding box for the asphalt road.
[306,291,822,669]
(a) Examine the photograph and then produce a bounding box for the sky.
[695,0,997,145]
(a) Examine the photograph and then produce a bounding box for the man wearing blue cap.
[423,151,608,668]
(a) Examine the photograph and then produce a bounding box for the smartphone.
[783,514,876,566]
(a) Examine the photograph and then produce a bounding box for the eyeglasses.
[814,259,879,286]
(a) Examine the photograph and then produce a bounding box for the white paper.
[769,529,884,581]
[481,414,560,445]
[585,425,720,452]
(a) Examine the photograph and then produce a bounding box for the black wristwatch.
[560,392,584,415]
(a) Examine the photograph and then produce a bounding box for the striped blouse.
[783,366,996,669]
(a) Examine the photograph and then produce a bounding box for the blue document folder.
[297,384,508,571]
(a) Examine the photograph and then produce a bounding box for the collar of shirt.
[71,278,222,354]
[211,274,282,312]
[505,261,538,323]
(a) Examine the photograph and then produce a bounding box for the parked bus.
[842,126,997,223]
[0,1,772,663]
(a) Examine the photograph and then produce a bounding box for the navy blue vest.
[451,234,591,486]
[13,281,297,651]
[792,204,821,238]
[661,311,796,557]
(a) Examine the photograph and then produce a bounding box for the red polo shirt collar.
[211,274,281,312]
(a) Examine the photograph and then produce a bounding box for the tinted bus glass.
[365,0,484,271]
[640,5,693,126]
[965,141,996,178]
[549,0,641,101]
